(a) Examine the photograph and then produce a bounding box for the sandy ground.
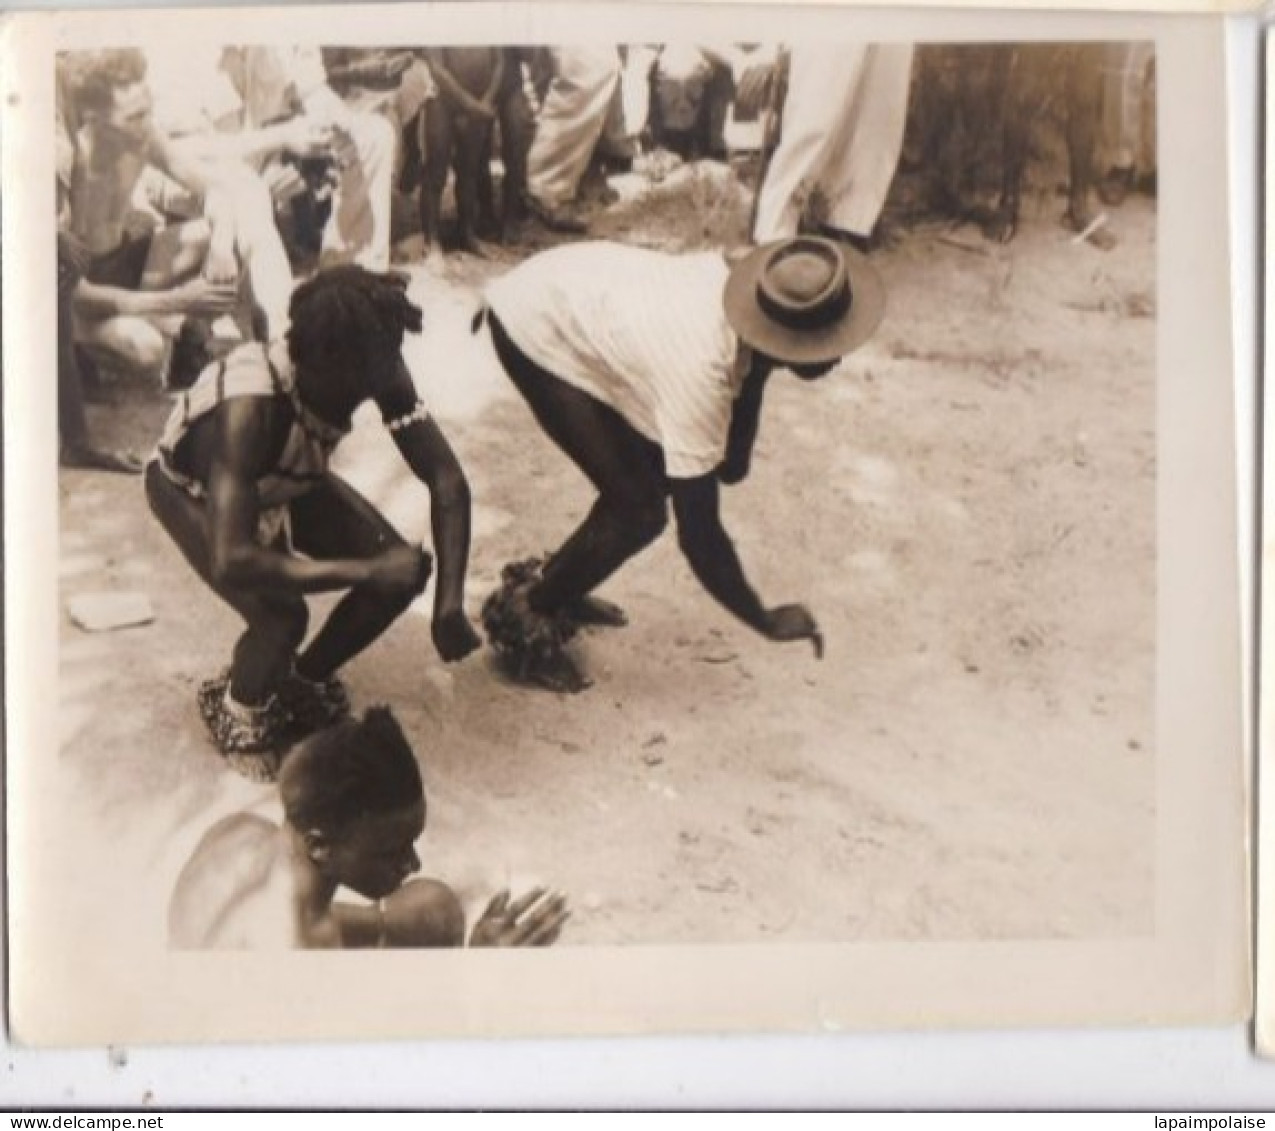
[53,163,1156,950]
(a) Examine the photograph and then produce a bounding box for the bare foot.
[565,594,628,628]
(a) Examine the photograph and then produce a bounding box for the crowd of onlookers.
[55,41,1156,471]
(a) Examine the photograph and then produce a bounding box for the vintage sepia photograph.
[3,2,1247,1045]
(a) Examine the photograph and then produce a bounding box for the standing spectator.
[753,44,914,251]
[522,46,622,233]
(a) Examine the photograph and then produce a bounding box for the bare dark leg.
[144,462,308,705]
[287,473,431,681]
[146,462,307,779]
[498,87,534,239]
[453,114,496,256]
[420,100,453,259]
[488,313,668,619]
[987,48,1030,243]
[58,235,143,473]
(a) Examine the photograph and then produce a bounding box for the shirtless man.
[169,706,570,949]
[60,49,294,377]
[145,266,481,781]
[478,235,885,691]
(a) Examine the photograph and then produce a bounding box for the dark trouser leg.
[288,473,427,681]
[57,271,90,450]
[144,462,308,705]
[1065,45,1104,226]
[991,48,1029,242]
[487,314,669,615]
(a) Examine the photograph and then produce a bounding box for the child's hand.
[468,887,570,947]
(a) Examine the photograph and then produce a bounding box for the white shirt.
[485,242,745,479]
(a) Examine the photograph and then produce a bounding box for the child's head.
[286,266,423,402]
[279,706,426,900]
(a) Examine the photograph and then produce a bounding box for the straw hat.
[723,236,886,366]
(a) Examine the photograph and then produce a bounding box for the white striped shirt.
[485,242,746,479]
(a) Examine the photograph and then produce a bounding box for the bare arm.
[670,473,769,632]
[423,49,495,117]
[71,275,238,320]
[377,363,481,662]
[171,119,330,168]
[671,474,823,653]
[718,368,767,485]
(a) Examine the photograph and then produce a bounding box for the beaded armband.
[385,401,431,434]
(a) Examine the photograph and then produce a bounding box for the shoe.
[525,195,588,234]
[814,222,872,256]
[60,444,144,475]
[1098,165,1134,207]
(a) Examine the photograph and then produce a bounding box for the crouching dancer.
[145,267,481,781]
[169,706,570,948]
[478,236,885,691]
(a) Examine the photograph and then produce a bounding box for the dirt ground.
[54,160,1156,950]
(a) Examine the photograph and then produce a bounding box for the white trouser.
[321,108,396,272]
[526,47,621,208]
[1099,42,1155,173]
[753,44,914,242]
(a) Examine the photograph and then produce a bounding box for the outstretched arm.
[670,473,823,654]
[72,275,238,321]
[378,364,481,662]
[170,117,335,170]
[423,48,496,118]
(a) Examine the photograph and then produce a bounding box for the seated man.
[168,706,570,949]
[477,235,884,691]
[60,49,294,380]
[145,266,481,781]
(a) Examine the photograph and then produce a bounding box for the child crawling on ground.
[168,707,569,949]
